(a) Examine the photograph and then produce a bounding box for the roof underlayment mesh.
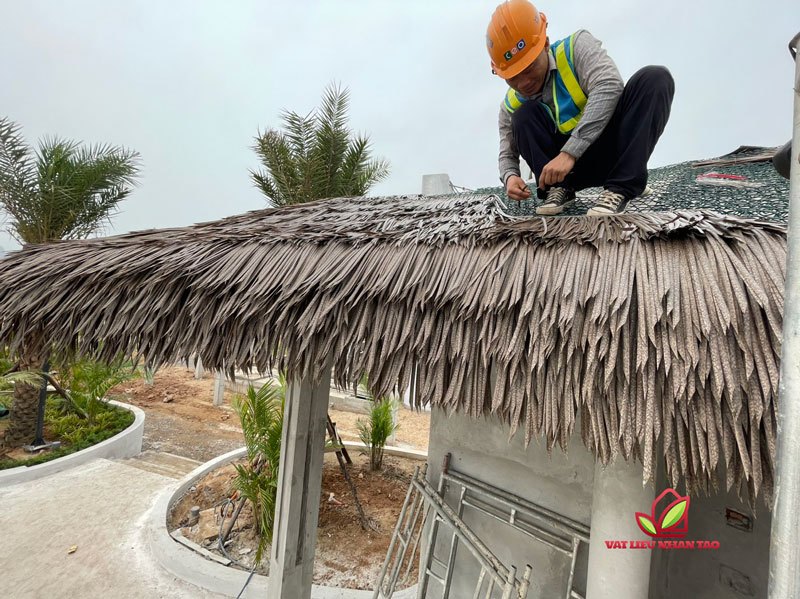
[478,146,791,222]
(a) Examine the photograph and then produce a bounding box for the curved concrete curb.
[0,400,144,488]
[340,441,427,462]
[149,445,426,598]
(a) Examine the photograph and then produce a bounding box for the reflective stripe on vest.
[502,34,587,135]
[551,35,587,133]
[504,88,525,113]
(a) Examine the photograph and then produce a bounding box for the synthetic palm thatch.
[0,194,785,504]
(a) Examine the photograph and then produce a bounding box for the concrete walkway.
[0,457,225,599]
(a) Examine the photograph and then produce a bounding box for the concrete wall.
[426,406,773,599]
[425,407,595,598]
[648,466,771,598]
[329,393,371,414]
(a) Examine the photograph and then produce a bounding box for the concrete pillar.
[421,173,451,196]
[388,398,399,446]
[194,357,204,379]
[586,459,654,599]
[213,372,224,407]
[267,363,332,599]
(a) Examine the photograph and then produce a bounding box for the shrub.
[0,356,136,469]
[357,397,398,471]
[47,397,133,448]
[231,380,284,564]
[56,357,134,424]
[0,398,133,469]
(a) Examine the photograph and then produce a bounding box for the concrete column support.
[213,372,224,407]
[769,32,800,599]
[194,357,205,379]
[388,397,399,446]
[267,363,332,599]
[586,459,654,599]
[143,365,155,386]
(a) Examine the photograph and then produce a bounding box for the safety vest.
[502,33,588,134]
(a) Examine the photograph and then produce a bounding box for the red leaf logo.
[635,489,690,538]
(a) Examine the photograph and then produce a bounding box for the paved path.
[0,457,225,599]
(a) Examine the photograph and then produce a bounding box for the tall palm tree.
[0,117,140,447]
[251,83,389,207]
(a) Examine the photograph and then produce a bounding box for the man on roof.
[489,0,674,216]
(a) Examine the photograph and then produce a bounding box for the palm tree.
[0,117,140,447]
[251,83,389,206]
[0,117,140,244]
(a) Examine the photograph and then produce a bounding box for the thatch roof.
[0,194,786,504]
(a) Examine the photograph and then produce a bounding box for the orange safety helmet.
[487,0,548,80]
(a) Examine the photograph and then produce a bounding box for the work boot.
[536,186,575,215]
[587,186,652,216]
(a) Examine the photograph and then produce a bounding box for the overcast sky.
[1,0,797,250]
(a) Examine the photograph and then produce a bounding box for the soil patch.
[328,405,430,451]
[169,452,422,590]
[109,367,244,462]
[110,366,430,462]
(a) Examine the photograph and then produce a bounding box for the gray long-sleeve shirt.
[498,29,624,185]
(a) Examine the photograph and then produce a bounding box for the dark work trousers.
[511,65,675,200]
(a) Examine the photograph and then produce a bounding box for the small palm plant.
[57,358,134,424]
[0,370,43,391]
[1,347,40,390]
[231,380,285,564]
[357,397,399,471]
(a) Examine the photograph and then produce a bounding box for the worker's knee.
[631,65,675,97]
[511,101,556,134]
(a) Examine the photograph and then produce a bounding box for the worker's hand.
[505,175,531,201]
[538,152,576,190]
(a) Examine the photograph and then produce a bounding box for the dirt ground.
[109,367,243,461]
[110,366,430,462]
[169,451,422,590]
[328,403,431,450]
